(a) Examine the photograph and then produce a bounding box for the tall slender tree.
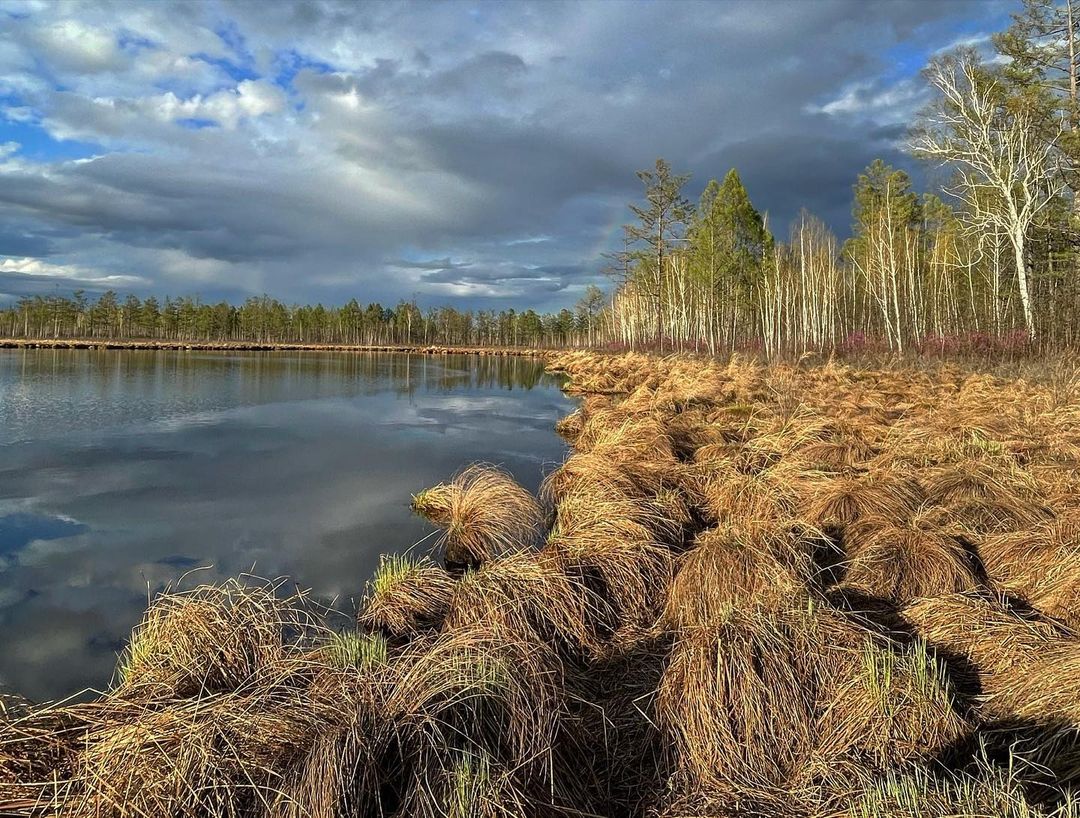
[625,158,691,350]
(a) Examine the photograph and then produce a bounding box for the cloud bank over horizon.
[0,0,1011,311]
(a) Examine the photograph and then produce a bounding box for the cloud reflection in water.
[0,350,570,701]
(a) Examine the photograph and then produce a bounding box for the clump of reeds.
[393,748,531,818]
[690,453,800,523]
[541,449,646,505]
[321,631,389,671]
[658,611,819,793]
[275,646,390,818]
[545,487,676,638]
[56,680,325,818]
[925,458,1052,534]
[411,464,543,570]
[357,553,456,642]
[554,407,586,444]
[846,761,1078,818]
[443,551,603,656]
[662,522,817,629]
[815,636,968,771]
[381,623,571,811]
[900,592,1071,720]
[657,603,877,798]
[837,511,981,605]
[115,579,311,699]
[0,705,85,808]
[801,473,927,532]
[797,421,879,470]
[981,511,1080,629]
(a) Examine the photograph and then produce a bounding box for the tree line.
[4,2,1078,356]
[1,291,607,348]
[605,0,1080,354]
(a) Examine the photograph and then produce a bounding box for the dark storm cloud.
[0,0,1014,310]
[700,131,915,240]
[0,228,54,259]
[429,51,528,96]
[0,268,145,302]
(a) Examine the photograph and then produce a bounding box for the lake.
[0,349,571,702]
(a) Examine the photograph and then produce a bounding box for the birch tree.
[913,50,1063,337]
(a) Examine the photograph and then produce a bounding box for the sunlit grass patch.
[411,464,543,570]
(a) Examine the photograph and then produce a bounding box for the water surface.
[0,350,570,701]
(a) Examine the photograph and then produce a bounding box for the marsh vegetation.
[2,351,1080,816]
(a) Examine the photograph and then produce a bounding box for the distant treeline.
[0,291,605,348]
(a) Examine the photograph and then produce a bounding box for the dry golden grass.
[659,610,821,793]
[841,762,1080,818]
[411,463,543,570]
[981,511,1080,629]
[692,459,800,523]
[357,553,456,642]
[662,522,817,628]
[545,485,676,636]
[837,511,981,605]
[814,635,968,770]
[6,350,1080,818]
[800,472,927,531]
[115,579,312,699]
[900,592,1072,721]
[443,551,604,656]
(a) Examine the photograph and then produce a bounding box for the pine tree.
[995,0,1080,129]
[625,158,691,350]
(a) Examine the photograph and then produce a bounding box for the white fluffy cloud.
[0,256,145,286]
[26,18,127,74]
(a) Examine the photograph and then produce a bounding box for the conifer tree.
[624,158,691,350]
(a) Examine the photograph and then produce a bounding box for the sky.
[0,0,1013,312]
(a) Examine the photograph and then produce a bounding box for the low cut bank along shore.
[2,351,1080,817]
[0,337,544,356]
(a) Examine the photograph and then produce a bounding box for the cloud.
[26,18,127,75]
[0,0,1016,311]
[390,257,473,271]
[0,256,147,301]
[807,77,929,126]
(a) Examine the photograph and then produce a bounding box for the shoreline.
[0,338,548,356]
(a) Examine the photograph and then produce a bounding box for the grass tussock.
[357,553,456,642]
[662,522,817,628]
[115,579,312,698]
[5,350,1080,817]
[845,762,1079,818]
[981,511,1080,630]
[411,463,543,570]
[442,551,604,656]
[545,486,676,637]
[658,609,823,793]
[837,511,982,605]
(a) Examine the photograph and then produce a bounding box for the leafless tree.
[913,50,1063,337]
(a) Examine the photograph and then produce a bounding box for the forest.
[3,3,1078,356]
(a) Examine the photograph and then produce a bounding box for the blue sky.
[0,0,1013,311]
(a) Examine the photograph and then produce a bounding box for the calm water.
[0,350,571,702]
